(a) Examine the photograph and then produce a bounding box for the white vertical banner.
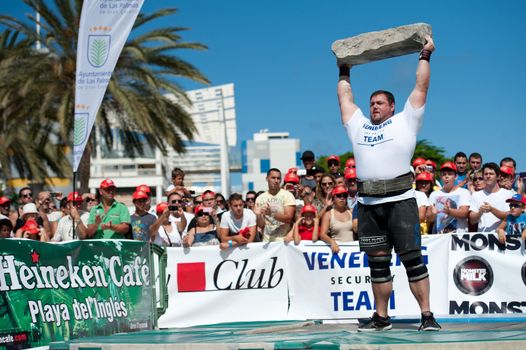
[286,235,450,320]
[73,0,144,171]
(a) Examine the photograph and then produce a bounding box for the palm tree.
[0,0,209,191]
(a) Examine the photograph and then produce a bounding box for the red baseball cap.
[132,190,149,200]
[440,161,457,172]
[416,172,434,182]
[506,194,526,205]
[67,192,83,202]
[327,155,340,163]
[287,167,298,174]
[332,185,348,196]
[202,190,215,197]
[301,204,317,215]
[22,219,40,235]
[156,202,168,215]
[100,178,116,189]
[412,158,426,168]
[194,205,204,215]
[425,159,437,169]
[284,172,299,184]
[345,158,356,168]
[344,167,357,179]
[0,196,11,205]
[500,165,514,176]
[136,184,151,193]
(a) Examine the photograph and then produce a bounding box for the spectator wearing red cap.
[285,204,319,245]
[346,157,356,169]
[52,192,89,242]
[412,158,427,175]
[319,186,355,253]
[183,205,220,247]
[415,172,433,198]
[129,190,157,242]
[499,157,521,193]
[426,162,471,233]
[218,193,257,249]
[150,202,185,246]
[344,167,359,210]
[85,179,131,239]
[498,165,515,191]
[327,155,341,176]
[186,189,215,233]
[14,203,49,240]
[496,194,526,243]
[255,168,296,242]
[135,184,157,216]
[469,163,512,232]
[0,196,11,221]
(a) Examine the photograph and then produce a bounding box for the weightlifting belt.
[357,172,413,197]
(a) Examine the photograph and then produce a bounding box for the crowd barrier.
[1,233,525,347]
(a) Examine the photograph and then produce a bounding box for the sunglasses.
[334,193,348,199]
[171,199,183,204]
[328,161,339,167]
[85,198,97,203]
[509,203,525,209]
[22,193,33,198]
[194,201,202,205]
[303,192,313,196]
[473,177,484,181]
[321,182,334,187]
[196,212,210,217]
[246,197,256,202]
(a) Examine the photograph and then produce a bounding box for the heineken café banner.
[0,240,154,349]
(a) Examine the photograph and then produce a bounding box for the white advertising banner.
[158,243,289,328]
[286,236,450,320]
[73,0,144,171]
[448,233,526,315]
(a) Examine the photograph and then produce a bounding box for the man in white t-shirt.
[427,162,471,233]
[255,168,296,242]
[52,192,89,242]
[219,193,257,249]
[337,35,439,332]
[469,162,511,232]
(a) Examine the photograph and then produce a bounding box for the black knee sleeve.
[399,250,428,282]
[367,254,392,283]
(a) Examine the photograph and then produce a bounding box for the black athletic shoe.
[357,312,392,332]
[418,312,441,331]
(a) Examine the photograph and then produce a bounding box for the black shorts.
[357,198,421,253]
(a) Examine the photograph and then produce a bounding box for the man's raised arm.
[337,65,359,124]
[409,35,435,109]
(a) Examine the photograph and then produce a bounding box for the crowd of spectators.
[1,150,525,246]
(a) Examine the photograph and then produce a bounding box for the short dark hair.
[370,90,395,105]
[0,218,13,231]
[246,190,256,199]
[60,198,68,209]
[228,193,244,202]
[469,152,482,160]
[482,162,500,176]
[18,186,31,198]
[500,157,516,168]
[454,152,467,161]
[266,168,281,177]
[171,167,185,179]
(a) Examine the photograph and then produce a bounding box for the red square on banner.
[177,262,206,292]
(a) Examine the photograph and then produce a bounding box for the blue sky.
[2,0,526,171]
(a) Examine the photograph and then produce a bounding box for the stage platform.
[49,317,526,350]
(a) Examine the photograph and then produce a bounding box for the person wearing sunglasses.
[183,205,220,247]
[337,35,440,331]
[314,174,336,218]
[150,202,185,247]
[17,187,34,217]
[319,186,355,253]
[327,155,341,177]
[496,194,526,243]
[245,191,257,211]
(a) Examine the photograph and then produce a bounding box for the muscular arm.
[337,66,359,124]
[273,205,296,224]
[408,35,435,109]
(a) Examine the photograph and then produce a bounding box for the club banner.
[0,239,153,349]
[448,233,526,315]
[73,0,144,171]
[286,236,449,320]
[158,243,289,328]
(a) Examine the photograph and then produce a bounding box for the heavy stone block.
[332,23,432,66]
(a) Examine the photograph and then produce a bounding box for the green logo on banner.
[74,113,89,146]
[88,35,110,67]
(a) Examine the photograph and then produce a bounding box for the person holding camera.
[150,202,186,246]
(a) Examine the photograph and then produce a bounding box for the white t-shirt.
[255,189,296,242]
[169,211,194,235]
[470,188,511,232]
[415,191,429,208]
[220,209,256,236]
[344,99,424,205]
[51,212,89,242]
[429,187,471,233]
[153,221,183,247]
